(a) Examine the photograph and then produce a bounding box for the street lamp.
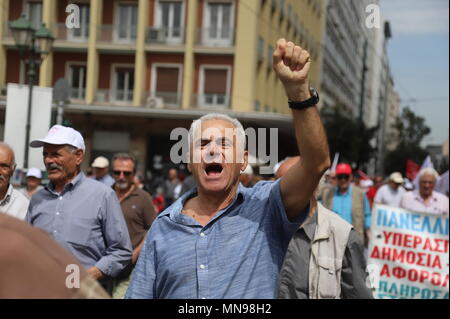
[9,14,54,169]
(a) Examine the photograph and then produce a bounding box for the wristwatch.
[288,88,319,110]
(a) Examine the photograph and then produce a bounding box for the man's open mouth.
[204,163,224,177]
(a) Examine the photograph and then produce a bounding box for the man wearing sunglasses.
[111,152,157,298]
[321,163,371,242]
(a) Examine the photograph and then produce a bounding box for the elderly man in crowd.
[400,168,449,214]
[20,167,43,199]
[0,143,29,220]
[111,152,157,298]
[91,156,115,187]
[125,38,330,299]
[276,157,372,299]
[321,163,371,242]
[374,172,405,208]
[26,125,132,293]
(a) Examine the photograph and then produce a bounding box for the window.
[151,64,182,106]
[257,37,265,62]
[115,4,137,42]
[113,66,134,102]
[155,1,184,43]
[203,1,234,46]
[268,45,274,68]
[67,64,87,100]
[254,101,260,112]
[69,4,89,40]
[199,66,231,108]
[27,1,42,30]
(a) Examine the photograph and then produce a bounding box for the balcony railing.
[97,24,136,44]
[56,23,89,42]
[146,27,185,45]
[95,89,133,104]
[192,93,231,109]
[69,87,86,100]
[196,28,235,47]
[145,91,181,107]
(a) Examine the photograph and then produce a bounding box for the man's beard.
[116,181,130,190]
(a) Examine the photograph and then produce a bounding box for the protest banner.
[368,204,449,299]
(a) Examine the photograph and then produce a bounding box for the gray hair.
[112,152,137,172]
[418,167,439,182]
[0,142,16,168]
[188,113,246,152]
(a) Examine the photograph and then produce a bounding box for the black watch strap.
[288,88,319,110]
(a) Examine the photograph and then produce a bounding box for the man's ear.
[240,150,249,172]
[75,149,84,166]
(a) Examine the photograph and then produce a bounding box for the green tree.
[321,105,377,170]
[384,107,430,175]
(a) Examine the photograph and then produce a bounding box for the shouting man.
[126,39,330,299]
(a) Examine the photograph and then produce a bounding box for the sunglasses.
[337,174,350,180]
[113,170,133,177]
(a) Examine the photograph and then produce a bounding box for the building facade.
[0,0,325,174]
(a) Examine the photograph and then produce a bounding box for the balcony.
[192,94,231,109]
[97,24,136,45]
[69,87,86,101]
[95,89,133,105]
[55,23,89,43]
[146,27,184,45]
[143,91,181,108]
[196,28,235,47]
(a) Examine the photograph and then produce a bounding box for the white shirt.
[374,184,406,208]
[0,185,30,220]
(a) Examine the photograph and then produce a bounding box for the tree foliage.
[384,107,430,175]
[321,105,377,170]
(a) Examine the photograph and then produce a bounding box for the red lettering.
[392,248,405,263]
[406,251,415,264]
[417,252,425,266]
[431,255,442,269]
[413,235,422,249]
[408,269,418,282]
[381,247,391,260]
[393,233,402,246]
[404,234,413,248]
[434,239,443,253]
[393,267,406,279]
[383,231,393,245]
[431,273,441,286]
[380,264,390,277]
[423,238,433,251]
[442,274,449,288]
[370,246,380,259]
[419,270,430,283]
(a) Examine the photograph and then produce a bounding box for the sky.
[380,0,449,147]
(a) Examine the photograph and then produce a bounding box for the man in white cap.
[20,167,43,199]
[91,156,115,187]
[239,164,254,187]
[373,172,405,208]
[0,142,29,220]
[25,125,132,293]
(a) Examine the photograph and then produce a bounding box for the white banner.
[368,204,449,299]
[4,83,52,170]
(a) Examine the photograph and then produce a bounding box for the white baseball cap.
[30,125,85,150]
[92,156,109,168]
[26,167,42,179]
[389,172,403,184]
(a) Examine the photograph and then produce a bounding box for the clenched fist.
[273,38,312,102]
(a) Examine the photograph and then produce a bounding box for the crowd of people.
[0,38,448,299]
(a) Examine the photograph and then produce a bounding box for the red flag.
[406,159,420,181]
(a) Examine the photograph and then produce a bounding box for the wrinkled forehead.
[194,119,238,141]
[420,173,436,182]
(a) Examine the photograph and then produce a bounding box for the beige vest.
[308,203,353,299]
[321,186,365,237]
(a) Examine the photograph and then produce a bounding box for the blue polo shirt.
[125,180,307,299]
[330,186,371,229]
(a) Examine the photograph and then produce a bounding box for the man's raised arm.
[273,38,330,221]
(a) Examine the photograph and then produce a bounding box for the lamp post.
[9,14,54,169]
